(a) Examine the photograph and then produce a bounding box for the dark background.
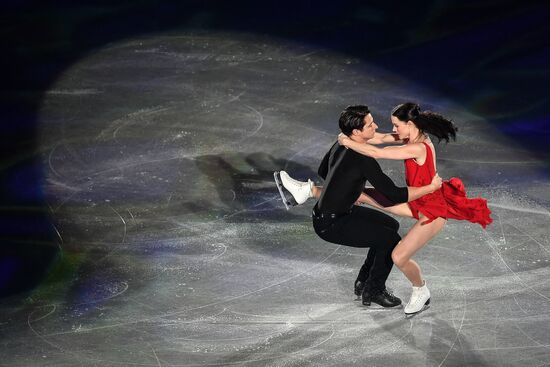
[1,0,549,297]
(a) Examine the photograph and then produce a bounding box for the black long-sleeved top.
[316,142,408,214]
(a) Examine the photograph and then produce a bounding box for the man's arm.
[363,157,440,204]
[407,175,441,201]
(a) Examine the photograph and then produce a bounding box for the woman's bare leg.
[391,215,446,286]
[374,202,414,218]
[284,172,412,218]
[313,185,416,218]
[311,185,322,199]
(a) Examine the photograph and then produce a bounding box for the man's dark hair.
[339,105,370,136]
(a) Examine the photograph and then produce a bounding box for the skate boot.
[362,287,402,308]
[404,280,431,316]
[273,170,313,209]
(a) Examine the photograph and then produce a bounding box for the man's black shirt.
[316,142,408,214]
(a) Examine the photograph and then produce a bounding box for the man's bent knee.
[380,216,400,232]
[389,233,401,249]
[390,217,400,231]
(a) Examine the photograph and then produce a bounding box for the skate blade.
[273,171,297,210]
[362,303,401,310]
[404,299,431,318]
[362,300,403,309]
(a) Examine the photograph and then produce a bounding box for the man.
[275,105,441,307]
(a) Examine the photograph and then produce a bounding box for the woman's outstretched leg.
[279,171,416,218]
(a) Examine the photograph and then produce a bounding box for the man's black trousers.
[312,205,401,292]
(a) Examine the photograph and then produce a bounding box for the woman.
[281,103,492,315]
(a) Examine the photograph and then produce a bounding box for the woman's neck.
[409,130,427,143]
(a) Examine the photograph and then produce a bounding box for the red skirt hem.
[408,178,492,228]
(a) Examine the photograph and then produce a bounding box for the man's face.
[357,113,377,140]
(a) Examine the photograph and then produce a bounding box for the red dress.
[405,142,492,228]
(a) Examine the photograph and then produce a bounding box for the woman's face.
[391,115,411,139]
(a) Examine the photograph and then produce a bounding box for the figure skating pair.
[275,103,491,315]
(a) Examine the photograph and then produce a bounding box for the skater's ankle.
[311,185,320,198]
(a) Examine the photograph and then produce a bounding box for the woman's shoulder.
[405,142,427,155]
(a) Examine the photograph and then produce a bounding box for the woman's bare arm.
[366,132,403,145]
[339,133,424,161]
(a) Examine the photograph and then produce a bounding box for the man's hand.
[338,133,351,147]
[430,173,442,192]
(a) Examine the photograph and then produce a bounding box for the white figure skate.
[273,170,313,210]
[404,280,431,316]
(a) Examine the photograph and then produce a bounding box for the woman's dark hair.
[339,105,370,136]
[391,102,458,143]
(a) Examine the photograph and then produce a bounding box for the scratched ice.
[1,31,549,367]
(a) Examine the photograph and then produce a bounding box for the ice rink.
[2,31,550,366]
